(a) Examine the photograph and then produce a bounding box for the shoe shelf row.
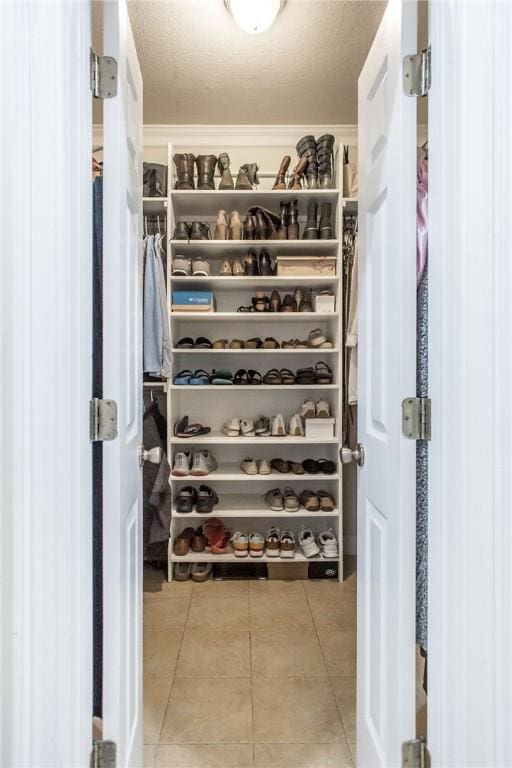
[141,139,357,580]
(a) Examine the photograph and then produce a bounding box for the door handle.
[340,443,365,467]
[139,445,162,467]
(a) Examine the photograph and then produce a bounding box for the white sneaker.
[171,451,191,476]
[318,529,339,558]
[192,257,211,276]
[241,458,258,475]
[300,399,316,419]
[258,458,272,475]
[240,418,256,436]
[271,413,286,436]
[222,417,241,436]
[299,527,320,558]
[288,413,304,436]
[265,526,281,557]
[316,399,331,418]
[171,256,191,276]
[191,450,217,476]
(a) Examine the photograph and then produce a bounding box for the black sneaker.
[196,485,219,514]
[175,486,198,514]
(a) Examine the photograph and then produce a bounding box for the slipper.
[189,369,210,385]
[233,369,250,385]
[195,337,213,349]
[314,362,333,384]
[244,338,263,349]
[173,370,193,385]
[262,337,280,349]
[248,370,262,385]
[213,339,228,349]
[229,339,244,349]
[176,337,195,349]
[210,369,233,385]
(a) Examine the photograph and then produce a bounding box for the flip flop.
[233,369,250,385]
[174,416,211,438]
[173,370,193,385]
[176,337,195,349]
[211,369,233,385]
[189,369,210,385]
[195,337,213,348]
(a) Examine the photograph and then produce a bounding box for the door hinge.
[402,738,430,768]
[90,49,118,99]
[91,740,116,768]
[402,397,431,440]
[403,46,431,97]
[90,398,118,442]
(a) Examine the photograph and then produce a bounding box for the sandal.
[296,367,316,385]
[173,370,193,385]
[248,370,262,385]
[176,337,194,349]
[174,416,211,438]
[244,337,263,349]
[263,368,282,385]
[210,530,232,555]
[252,293,270,312]
[203,517,226,550]
[213,339,228,349]
[189,369,210,385]
[237,305,254,313]
[299,490,320,512]
[210,369,233,385]
[279,368,296,385]
[195,337,213,349]
[263,337,280,349]
[233,369,250,385]
[314,362,333,384]
[230,339,244,349]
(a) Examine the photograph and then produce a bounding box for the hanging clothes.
[143,233,172,377]
[346,237,358,406]
[416,146,429,650]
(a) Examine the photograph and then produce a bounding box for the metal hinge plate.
[402,738,430,768]
[90,49,118,98]
[92,740,116,768]
[402,397,431,440]
[403,46,431,96]
[90,399,118,442]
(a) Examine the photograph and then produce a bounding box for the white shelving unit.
[158,138,353,582]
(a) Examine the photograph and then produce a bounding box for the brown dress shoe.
[272,155,291,190]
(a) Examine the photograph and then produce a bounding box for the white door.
[102,1,144,765]
[357,0,417,765]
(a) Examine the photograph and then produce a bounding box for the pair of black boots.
[278,200,299,240]
[243,249,274,276]
[173,221,211,240]
[296,134,335,189]
[303,201,334,240]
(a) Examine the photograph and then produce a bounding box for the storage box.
[309,561,339,579]
[314,293,336,313]
[305,418,336,439]
[267,562,310,580]
[171,290,215,312]
[276,256,336,277]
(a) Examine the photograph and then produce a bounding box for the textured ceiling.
[121,0,387,124]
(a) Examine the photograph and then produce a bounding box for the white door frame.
[0,3,93,767]
[429,2,512,765]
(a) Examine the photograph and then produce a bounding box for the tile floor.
[143,558,356,768]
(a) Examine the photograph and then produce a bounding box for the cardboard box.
[314,293,336,313]
[267,562,310,580]
[305,417,336,439]
[276,256,336,277]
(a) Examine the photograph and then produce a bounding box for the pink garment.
[417,147,428,286]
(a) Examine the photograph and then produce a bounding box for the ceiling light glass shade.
[224,0,286,34]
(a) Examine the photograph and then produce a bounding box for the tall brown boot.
[288,157,309,190]
[196,154,217,190]
[173,153,196,190]
[272,155,291,190]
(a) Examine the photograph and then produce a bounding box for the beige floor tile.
[156,744,253,767]
[144,598,190,632]
[144,675,173,744]
[252,678,344,744]
[187,596,250,631]
[348,741,356,763]
[144,630,183,678]
[176,629,250,678]
[254,742,353,767]
[249,594,314,630]
[307,593,356,631]
[192,579,249,598]
[317,630,356,677]
[303,579,355,598]
[330,676,356,743]
[144,744,157,768]
[145,581,194,600]
[249,579,305,597]
[251,630,327,677]
[161,677,252,744]
[144,567,168,589]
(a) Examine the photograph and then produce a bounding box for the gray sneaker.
[190,450,217,476]
[172,256,191,276]
[171,451,191,476]
[192,257,211,276]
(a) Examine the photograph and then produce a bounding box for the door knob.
[340,443,365,467]
[139,445,162,467]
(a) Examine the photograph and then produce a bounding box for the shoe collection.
[173,363,333,386]
[173,153,259,191]
[221,403,331,438]
[175,330,333,349]
[241,457,336,476]
[264,488,335,513]
[237,288,330,313]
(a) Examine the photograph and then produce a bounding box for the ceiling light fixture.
[224,0,286,34]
